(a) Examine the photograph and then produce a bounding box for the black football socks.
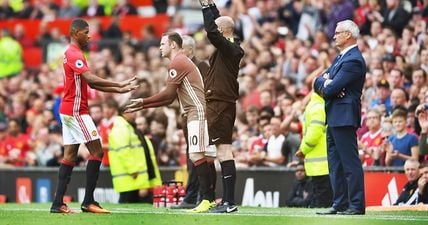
[83,157,102,204]
[52,160,75,206]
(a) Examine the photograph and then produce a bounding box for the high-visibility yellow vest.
[72,0,117,15]
[9,0,24,12]
[0,36,23,78]
[108,116,161,193]
[299,92,329,176]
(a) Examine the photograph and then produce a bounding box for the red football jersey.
[60,44,91,116]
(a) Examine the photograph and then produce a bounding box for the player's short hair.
[163,31,183,48]
[70,18,89,35]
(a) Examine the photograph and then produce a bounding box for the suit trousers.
[327,126,365,211]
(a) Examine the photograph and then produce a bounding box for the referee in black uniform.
[199,0,244,213]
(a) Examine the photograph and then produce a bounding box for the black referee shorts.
[206,100,236,145]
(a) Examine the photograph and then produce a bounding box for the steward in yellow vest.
[296,92,332,207]
[108,112,161,203]
[0,29,23,78]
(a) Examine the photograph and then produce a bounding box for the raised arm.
[200,0,239,53]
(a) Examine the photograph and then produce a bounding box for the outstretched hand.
[121,76,137,87]
[120,76,139,93]
[124,98,144,113]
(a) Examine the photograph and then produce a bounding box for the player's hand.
[120,76,139,93]
[121,84,139,93]
[120,76,137,87]
[124,98,144,113]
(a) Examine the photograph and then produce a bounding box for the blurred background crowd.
[1,0,428,172]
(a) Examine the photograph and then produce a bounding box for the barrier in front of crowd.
[0,166,406,207]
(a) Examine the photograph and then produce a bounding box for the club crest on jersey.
[169,69,177,78]
[92,130,97,136]
[75,60,84,68]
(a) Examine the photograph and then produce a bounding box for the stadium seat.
[23,47,42,69]
[130,0,153,6]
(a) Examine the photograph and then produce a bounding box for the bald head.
[215,16,235,37]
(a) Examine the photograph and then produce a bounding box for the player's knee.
[189,152,205,163]
[63,152,78,163]
[92,151,104,159]
[216,144,234,162]
[206,156,216,163]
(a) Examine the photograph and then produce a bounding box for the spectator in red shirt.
[0,121,10,167]
[13,24,34,48]
[359,108,384,166]
[3,119,35,167]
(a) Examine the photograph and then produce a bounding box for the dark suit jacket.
[314,46,366,128]
[382,6,410,36]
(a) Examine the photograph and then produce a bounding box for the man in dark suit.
[381,0,410,37]
[314,20,366,215]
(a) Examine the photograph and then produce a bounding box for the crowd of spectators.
[1,0,428,170]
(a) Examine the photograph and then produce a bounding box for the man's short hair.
[70,18,88,35]
[337,19,360,38]
[404,159,420,169]
[163,31,183,48]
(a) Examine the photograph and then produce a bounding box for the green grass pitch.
[0,203,427,225]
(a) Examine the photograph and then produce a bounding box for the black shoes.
[50,203,74,213]
[209,202,238,213]
[337,208,365,215]
[316,208,365,215]
[170,201,197,209]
